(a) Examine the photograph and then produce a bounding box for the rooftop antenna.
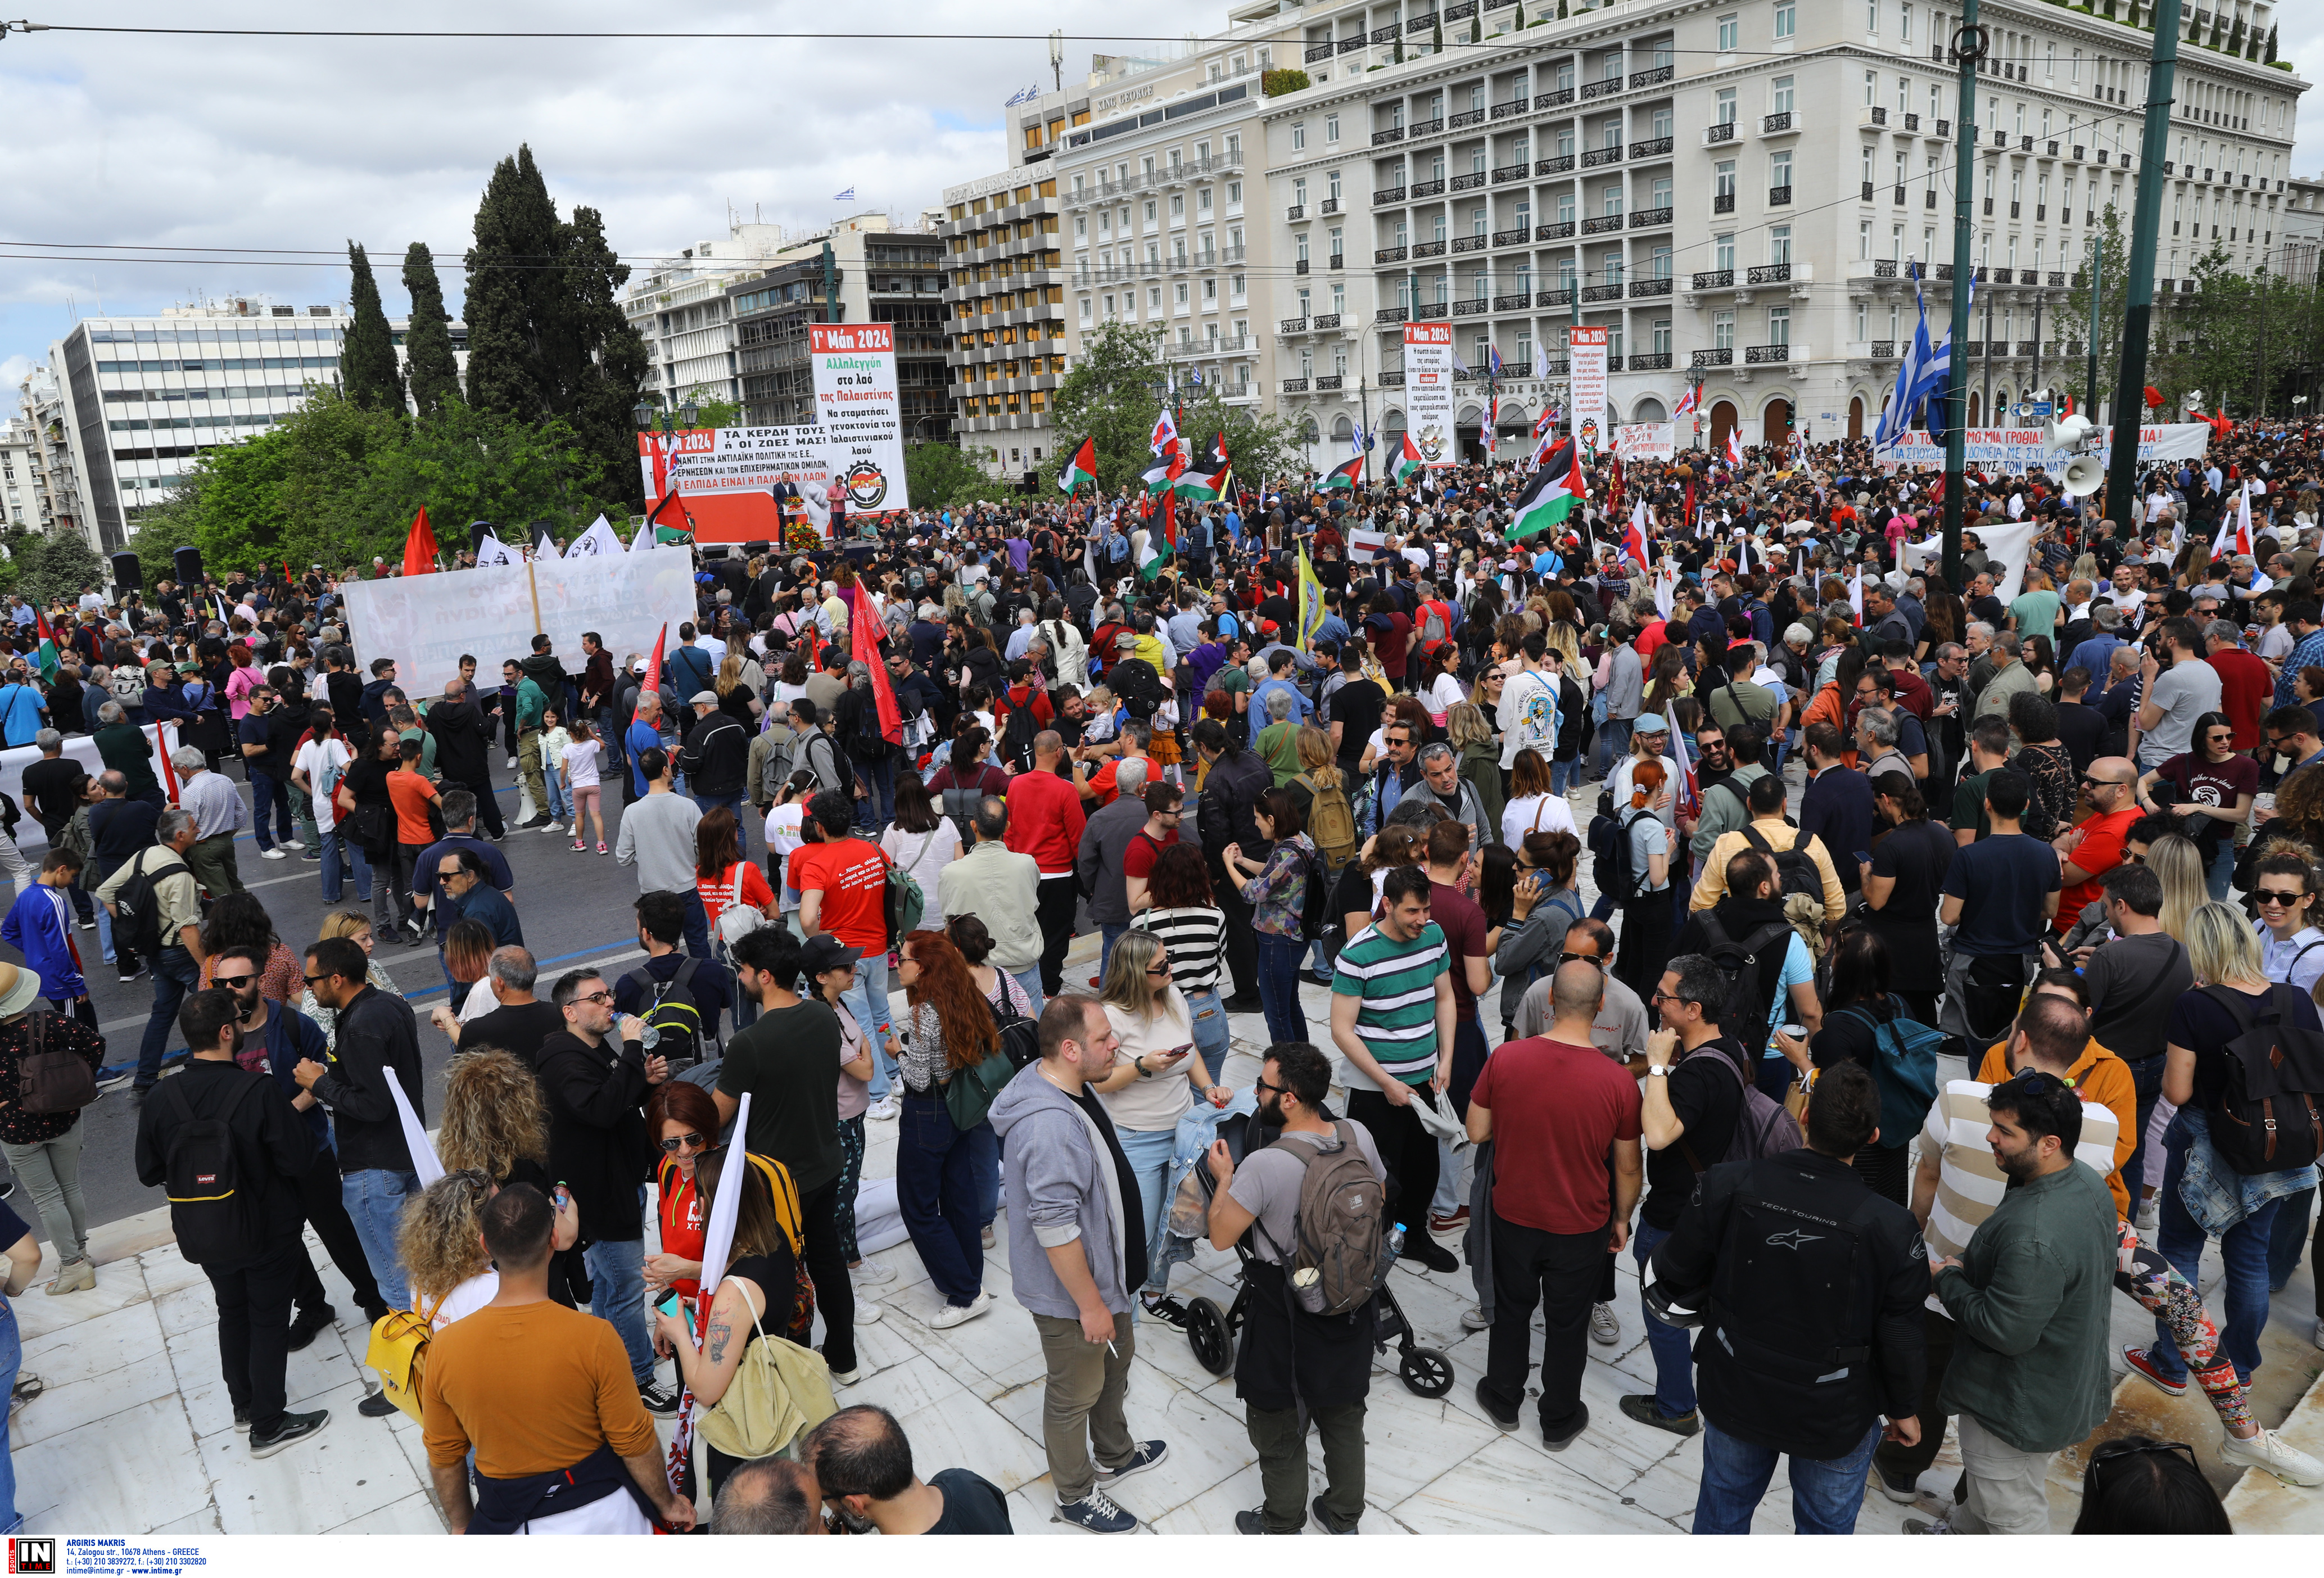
[1050,28,1064,91]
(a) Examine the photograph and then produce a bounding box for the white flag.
[473,533,519,567]
[632,514,658,553]
[388,1077,442,1187]
[566,514,624,558]
[1850,562,1865,623]
[532,530,563,561]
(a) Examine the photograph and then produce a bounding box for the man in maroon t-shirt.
[2204,622,2275,750]
[1466,960,1644,1446]
[1122,780,1183,915]
[1423,820,1494,1233]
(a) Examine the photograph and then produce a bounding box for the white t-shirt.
[1501,792,1578,850]
[1423,671,1466,720]
[765,803,807,902]
[560,739,602,789]
[457,978,498,1023]
[292,736,352,824]
[881,821,961,921]
[428,1270,500,1331]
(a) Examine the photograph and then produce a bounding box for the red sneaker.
[2121,1345,2188,1396]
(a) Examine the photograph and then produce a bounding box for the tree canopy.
[1050,320,1299,497]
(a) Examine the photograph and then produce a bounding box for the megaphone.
[2062,454,2105,496]
[2045,413,2096,453]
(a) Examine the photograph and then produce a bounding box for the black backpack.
[113,847,186,959]
[1739,823,1824,906]
[1110,657,1167,721]
[1695,910,1797,1051]
[2205,983,2324,1177]
[160,1073,270,1265]
[626,958,709,1065]
[1294,840,1336,942]
[1586,807,1654,904]
[998,699,1043,772]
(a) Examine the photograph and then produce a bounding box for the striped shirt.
[1331,921,1450,1091]
[1130,905,1226,993]
[1920,1078,2120,1312]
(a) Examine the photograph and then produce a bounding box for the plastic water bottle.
[636,1020,660,1051]
[1382,1222,1405,1273]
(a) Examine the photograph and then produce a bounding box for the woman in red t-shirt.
[2138,709,2258,900]
[1364,589,1417,689]
[644,1080,725,1303]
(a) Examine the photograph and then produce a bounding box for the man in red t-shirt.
[1466,959,1644,1445]
[1122,780,1182,914]
[2204,625,2274,750]
[789,789,899,1080]
[2051,758,2142,932]
[1002,731,1088,994]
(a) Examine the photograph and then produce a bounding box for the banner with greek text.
[1402,323,1456,468]
[1611,422,1676,461]
[632,425,836,542]
[811,323,912,516]
[1873,422,2212,471]
[1568,327,1608,453]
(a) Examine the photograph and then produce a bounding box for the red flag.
[401,508,439,577]
[851,585,902,745]
[1161,487,1178,551]
[641,624,667,695]
[1684,479,1697,532]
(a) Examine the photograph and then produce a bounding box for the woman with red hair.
[893,929,1002,1330]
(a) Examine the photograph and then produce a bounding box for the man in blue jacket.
[2,848,91,1024]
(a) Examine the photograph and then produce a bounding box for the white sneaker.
[1461,1306,1492,1332]
[928,1291,993,1330]
[851,1258,897,1287]
[542,820,564,833]
[2136,1196,2160,1235]
[505,756,518,768]
[259,847,289,861]
[1589,1302,1620,1346]
[853,1299,884,1325]
[2222,1427,2324,1486]
[865,1096,900,1122]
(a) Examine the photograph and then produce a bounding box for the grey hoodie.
[988,1060,1131,1321]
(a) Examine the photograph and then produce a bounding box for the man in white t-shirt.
[291,720,360,902]
[1497,638,1560,770]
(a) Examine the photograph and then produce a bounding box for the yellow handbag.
[698,1277,838,1462]
[364,1295,445,1425]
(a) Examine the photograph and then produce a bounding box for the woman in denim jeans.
[1090,930,1231,1331]
[1224,788,1317,1048]
[0,1200,40,1532]
[893,930,1001,1331]
[1129,843,1231,1073]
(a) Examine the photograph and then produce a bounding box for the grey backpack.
[1252,1121,1391,1317]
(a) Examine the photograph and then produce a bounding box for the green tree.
[2265,25,2278,62]
[464,146,560,419]
[341,242,405,414]
[1050,322,1301,498]
[2226,15,2245,54]
[0,528,107,608]
[2152,244,2258,412]
[2065,206,2131,414]
[905,440,994,510]
[551,204,649,505]
[401,242,461,420]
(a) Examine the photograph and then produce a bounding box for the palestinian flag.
[1141,457,1177,496]
[1506,440,1585,541]
[1133,523,1169,581]
[31,609,59,681]
[1323,453,1366,490]
[1057,436,1098,494]
[1173,432,1232,501]
[1392,432,1425,484]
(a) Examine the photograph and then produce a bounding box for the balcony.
[1893,184,1907,204]
[1715,191,1735,212]
[1693,347,1733,367]
[1411,178,1446,197]
[1871,259,1898,278]
[1583,146,1623,168]
[1536,88,1575,109]
[1959,341,1982,356]
[1375,306,1409,323]
[1412,239,1447,257]
[1581,77,1620,101]
[1925,189,1937,208]
[1450,108,1486,129]
[1417,302,1449,319]
[1865,106,1889,126]
[1536,289,1574,307]
[1378,368,1405,383]
[1410,117,1444,137]
[1604,355,1625,370]
[1295,258,1311,274]
[1450,234,1486,252]
[1762,111,1796,134]
[1538,154,1576,174]
[1286,204,1305,220]
[1373,126,1406,146]
[1337,37,1365,52]
[1743,342,1794,363]
[1747,263,1792,284]
[1869,341,1897,357]
[1992,129,2009,147]
[1444,1,1476,17]
[1705,120,1739,145]
[1581,282,1624,301]
[1312,314,1341,330]
[1631,64,1674,89]
[1693,269,1734,289]
[1374,187,1408,206]
[1450,171,1486,191]
[1862,181,1874,201]
[2047,271,2065,286]
[1630,207,1672,229]
[1315,374,1344,390]
[1280,377,1310,392]
[1583,213,1624,233]
[2016,340,2038,356]
[1370,21,1403,40]
[1904,112,1920,130]
[2046,140,2058,156]
[1279,318,1308,334]
[2009,201,2020,218]
[1539,359,1570,376]
[1990,266,2010,283]
[1538,221,1575,239]
[1491,99,1529,120]
[1452,298,1487,315]
[1768,184,1792,205]
[1631,136,1674,160]
[1330,252,1344,269]
[1491,163,1531,183]
[1320,198,1341,214]
[1493,292,1532,310]
[1491,227,1531,246]
[2072,146,2085,160]
[1630,275,1673,297]
[1304,42,1332,62]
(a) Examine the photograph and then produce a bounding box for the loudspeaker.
[173,545,204,586]
[110,552,142,593]
[743,540,771,557]
[469,521,496,555]
[699,544,733,562]
[2044,414,2095,454]
[2063,455,2105,496]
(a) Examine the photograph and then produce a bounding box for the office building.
[728,222,951,439]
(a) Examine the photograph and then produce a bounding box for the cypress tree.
[400,242,460,420]
[1432,16,1444,50]
[2226,14,2244,54]
[551,205,650,502]
[340,243,404,414]
[2265,24,2277,62]
[463,145,560,419]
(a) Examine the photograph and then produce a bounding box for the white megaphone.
[2061,454,2106,496]
[2045,413,2096,454]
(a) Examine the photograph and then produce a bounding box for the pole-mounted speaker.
[2062,455,2105,496]
[172,546,205,587]
[110,552,142,593]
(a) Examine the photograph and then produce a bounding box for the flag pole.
[527,556,542,636]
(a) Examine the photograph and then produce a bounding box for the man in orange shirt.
[1003,730,1088,996]
[2049,756,2140,934]
[792,789,902,1110]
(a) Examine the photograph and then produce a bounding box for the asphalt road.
[25,764,675,1233]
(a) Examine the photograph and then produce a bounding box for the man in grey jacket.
[1073,759,1152,981]
[611,746,708,957]
[1400,743,1488,857]
[987,994,1170,1535]
[937,798,1046,1011]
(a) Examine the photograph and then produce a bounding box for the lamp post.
[631,395,702,440]
[1686,369,1706,451]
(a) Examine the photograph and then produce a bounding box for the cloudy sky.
[4,0,2321,412]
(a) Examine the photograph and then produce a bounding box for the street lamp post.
[1686,369,1706,451]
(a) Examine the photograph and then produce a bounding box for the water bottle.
[1382,1222,1405,1274]
[636,1020,660,1051]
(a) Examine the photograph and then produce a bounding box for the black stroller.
[1180,1110,1455,1399]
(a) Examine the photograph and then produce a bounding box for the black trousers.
[1871,1306,1956,1481]
[208,1234,305,1436]
[1215,877,1259,1001]
[458,777,505,839]
[1035,875,1079,997]
[1345,1087,1439,1237]
[294,1146,382,1315]
[800,1176,857,1376]
[1481,1209,1608,1434]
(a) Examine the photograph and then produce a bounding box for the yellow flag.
[1296,546,1328,653]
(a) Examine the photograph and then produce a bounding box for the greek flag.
[833,187,856,201]
[1875,263,1964,451]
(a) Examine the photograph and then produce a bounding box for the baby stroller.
[1181,1109,1455,1399]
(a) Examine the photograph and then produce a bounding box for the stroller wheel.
[1186,1296,1235,1376]
[1399,1346,1455,1399]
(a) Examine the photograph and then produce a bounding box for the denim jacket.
[1152,1085,1259,1285]
[2169,1104,2318,1238]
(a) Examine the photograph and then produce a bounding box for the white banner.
[1402,323,1457,468]
[1568,327,1608,453]
[0,723,180,851]
[636,424,836,499]
[340,553,700,698]
[1901,517,2042,601]
[1874,422,2213,471]
[811,323,912,516]
[1611,422,1676,461]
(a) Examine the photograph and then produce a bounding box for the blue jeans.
[2204,837,2236,901]
[600,707,627,786]
[1593,718,1634,779]
[1098,922,1129,983]
[1118,1126,1177,1297]
[1186,985,1230,1071]
[546,769,570,822]
[1550,756,1582,796]
[248,767,295,851]
[678,888,713,960]
[2268,1187,2314,1292]
[0,1299,19,1531]
[321,826,374,905]
[585,1227,657,1385]
[896,1093,986,1306]
[1009,967,1046,1016]
[841,950,897,1097]
[341,1167,421,1312]
[2119,1053,2165,1217]
[1693,1419,1879,1535]
[854,756,897,831]
[1253,932,1309,1047]
[1631,1219,1697,1418]
[135,946,206,1090]
[691,790,747,852]
[2149,1123,2282,1385]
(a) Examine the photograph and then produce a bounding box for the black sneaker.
[1052,1490,1136,1534]
[250,1408,330,1457]
[1617,1392,1699,1437]
[1235,1508,1297,1535]
[1543,1400,1589,1452]
[118,965,147,984]
[357,1390,401,1418]
[1475,1377,1521,1430]
[1311,1496,1359,1534]
[1093,1440,1168,1485]
[1406,1235,1459,1274]
[1139,1296,1191,1332]
[286,1306,336,1353]
[639,1381,681,1415]
[233,1406,250,1434]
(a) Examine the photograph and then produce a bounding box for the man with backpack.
[678,690,753,843]
[1648,1060,1927,1534]
[1672,847,1825,1100]
[1687,771,1846,925]
[614,892,734,1063]
[98,806,206,1100]
[1624,952,1796,1439]
[134,987,331,1459]
[1202,1040,1385,1535]
[1074,762,1155,982]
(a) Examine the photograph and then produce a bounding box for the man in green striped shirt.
[1328,867,1459,1273]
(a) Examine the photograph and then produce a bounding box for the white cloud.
[0,356,32,417]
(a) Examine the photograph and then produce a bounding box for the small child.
[560,717,605,853]
[539,706,573,834]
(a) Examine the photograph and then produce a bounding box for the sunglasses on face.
[1557,950,1604,967]
[212,974,256,989]
[658,1132,707,1152]
[2257,889,2307,907]
[573,990,614,1006]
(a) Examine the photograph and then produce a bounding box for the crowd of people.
[0,419,2319,1535]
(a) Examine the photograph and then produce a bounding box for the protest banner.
[811,323,912,518]
[634,426,839,543]
[1611,422,1676,461]
[1403,324,1455,468]
[1873,422,2212,471]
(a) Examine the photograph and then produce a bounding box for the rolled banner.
[388,1073,443,1187]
